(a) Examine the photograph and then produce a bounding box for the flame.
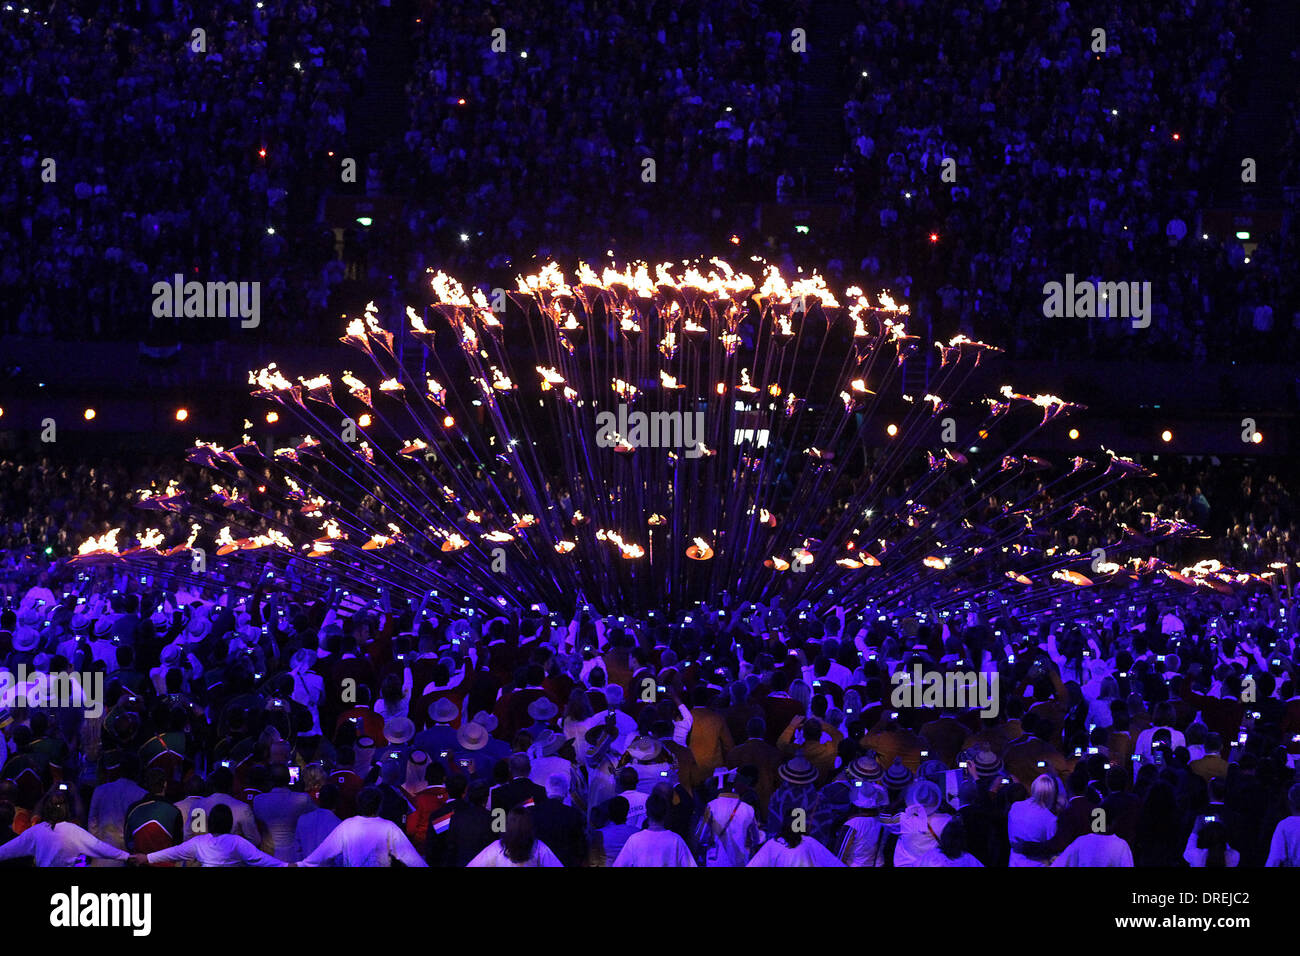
[537,366,566,390]
[430,271,473,306]
[407,307,431,334]
[596,529,644,559]
[78,529,122,555]
[249,364,294,392]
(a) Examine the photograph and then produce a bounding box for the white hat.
[456,721,489,750]
[528,730,566,759]
[625,736,663,762]
[851,780,889,809]
[12,626,40,653]
[384,717,416,745]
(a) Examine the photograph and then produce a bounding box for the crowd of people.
[4,1,1297,363]
[831,0,1300,362]
[1,0,368,342]
[389,0,810,271]
[2,564,1300,867]
[3,0,1300,872]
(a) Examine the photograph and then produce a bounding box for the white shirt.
[894,808,951,867]
[1266,815,1300,866]
[612,827,697,867]
[824,661,854,688]
[299,815,427,867]
[147,832,285,866]
[1051,833,1134,867]
[467,839,563,867]
[0,821,129,867]
[1007,800,1057,866]
[841,816,886,867]
[704,795,756,867]
[620,790,648,829]
[748,835,845,867]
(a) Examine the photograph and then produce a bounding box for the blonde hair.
[789,679,812,715]
[1030,773,1062,812]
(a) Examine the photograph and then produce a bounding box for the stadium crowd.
[2,564,1300,867]
[3,0,1298,361]
[833,0,1300,362]
[0,0,368,342]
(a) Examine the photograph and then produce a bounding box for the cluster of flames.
[64,260,1287,614]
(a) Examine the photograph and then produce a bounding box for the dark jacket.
[531,797,587,867]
